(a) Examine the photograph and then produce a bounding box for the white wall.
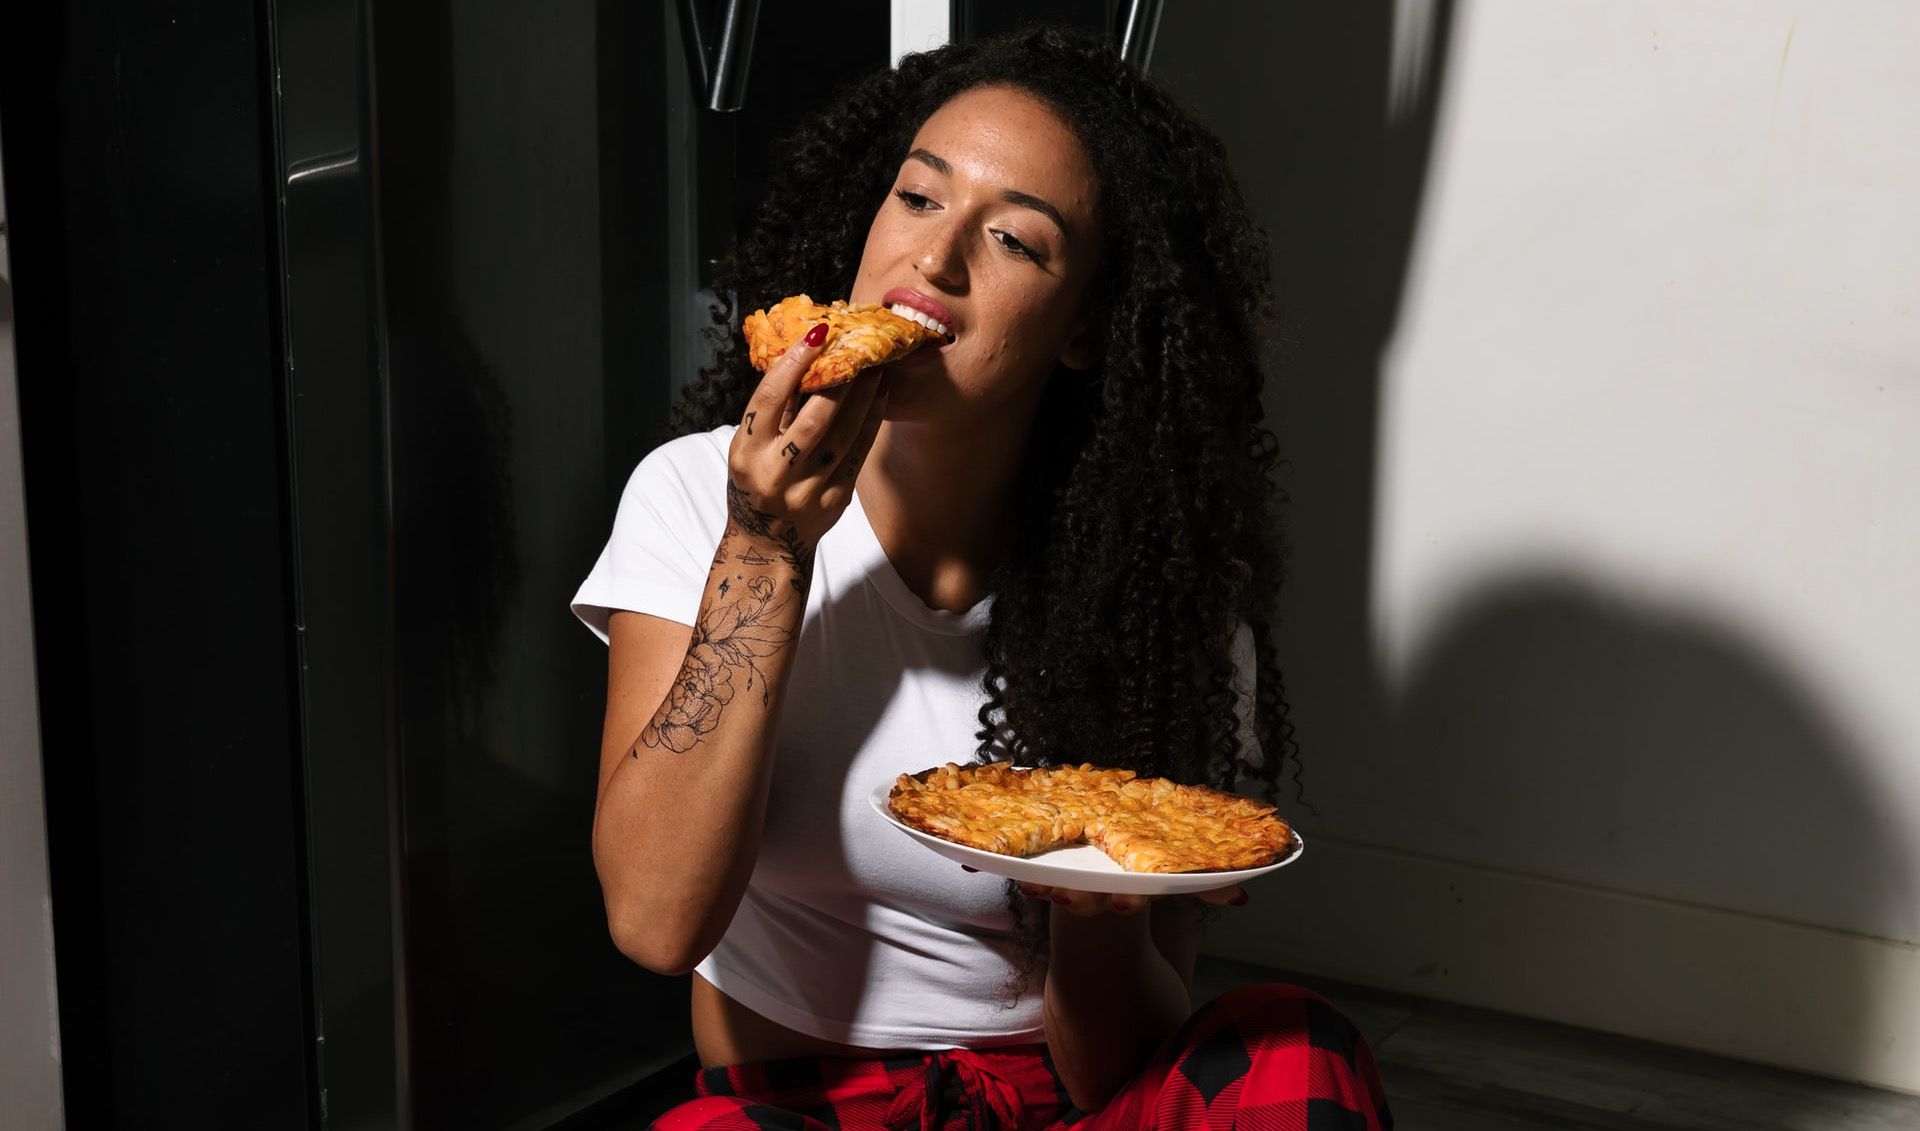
[1158,0,1920,1093]
[0,144,67,1130]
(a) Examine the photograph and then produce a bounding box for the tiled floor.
[1193,956,1920,1131]
[568,958,1920,1129]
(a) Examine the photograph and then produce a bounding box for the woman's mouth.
[889,302,954,342]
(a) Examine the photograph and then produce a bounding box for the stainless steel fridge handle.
[1117,0,1164,73]
[678,0,762,113]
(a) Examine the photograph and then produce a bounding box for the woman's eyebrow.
[907,147,952,175]
[905,148,1068,235]
[999,189,1067,236]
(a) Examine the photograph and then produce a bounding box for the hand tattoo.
[781,441,802,466]
[638,575,795,754]
[743,410,757,436]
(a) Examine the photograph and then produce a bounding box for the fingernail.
[1231,891,1250,907]
[1051,896,1072,906]
[804,323,828,347]
[1111,898,1134,913]
[960,865,978,873]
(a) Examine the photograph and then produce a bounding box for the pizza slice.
[742,294,944,393]
[889,767,1084,856]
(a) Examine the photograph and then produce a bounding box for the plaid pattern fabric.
[652,984,1393,1131]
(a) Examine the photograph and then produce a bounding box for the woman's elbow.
[605,903,712,976]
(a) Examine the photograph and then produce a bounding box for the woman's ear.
[1059,306,1109,371]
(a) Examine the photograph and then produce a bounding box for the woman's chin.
[891,339,947,369]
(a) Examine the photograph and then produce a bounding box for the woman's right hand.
[726,321,890,563]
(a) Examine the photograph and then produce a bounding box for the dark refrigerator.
[1,1,1129,1127]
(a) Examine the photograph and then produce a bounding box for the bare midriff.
[692,973,921,1067]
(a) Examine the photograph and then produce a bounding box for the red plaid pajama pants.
[652,983,1393,1130]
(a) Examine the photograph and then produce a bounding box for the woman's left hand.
[1016,881,1249,917]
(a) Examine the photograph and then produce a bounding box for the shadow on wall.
[1382,575,1913,1071]
[1155,0,1913,1088]
[1383,575,1912,945]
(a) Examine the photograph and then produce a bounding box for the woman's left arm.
[1037,885,1242,1112]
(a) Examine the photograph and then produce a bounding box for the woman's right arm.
[591,329,887,975]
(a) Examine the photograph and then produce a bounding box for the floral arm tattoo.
[638,574,795,753]
[635,480,814,755]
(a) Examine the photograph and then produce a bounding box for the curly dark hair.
[673,27,1296,806]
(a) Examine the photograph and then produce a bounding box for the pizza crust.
[888,762,1294,874]
[742,294,943,393]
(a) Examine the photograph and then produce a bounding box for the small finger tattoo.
[744,410,757,436]
[816,449,837,468]
[781,441,802,466]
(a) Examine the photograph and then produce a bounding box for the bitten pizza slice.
[742,294,944,393]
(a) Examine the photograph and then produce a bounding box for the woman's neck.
[856,411,1039,615]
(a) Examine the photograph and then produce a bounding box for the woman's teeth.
[889,303,953,341]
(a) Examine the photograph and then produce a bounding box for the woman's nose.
[915,220,968,288]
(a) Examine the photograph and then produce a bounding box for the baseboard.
[1202,834,1920,1094]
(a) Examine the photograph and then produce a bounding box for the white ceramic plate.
[866,779,1303,896]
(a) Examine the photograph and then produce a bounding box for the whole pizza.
[888,762,1294,874]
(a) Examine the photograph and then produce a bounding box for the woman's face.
[850,85,1104,422]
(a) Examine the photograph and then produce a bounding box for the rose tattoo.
[640,575,795,753]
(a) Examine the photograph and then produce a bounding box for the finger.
[1058,889,1134,917]
[778,363,887,472]
[809,369,885,473]
[770,387,845,471]
[745,323,828,432]
[839,371,888,485]
[816,383,888,510]
[960,865,978,873]
[1195,885,1250,908]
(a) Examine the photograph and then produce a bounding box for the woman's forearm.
[1042,905,1194,1112]
[590,325,884,975]
[592,518,811,975]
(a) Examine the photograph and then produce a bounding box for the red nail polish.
[804,322,828,347]
[1051,896,1072,906]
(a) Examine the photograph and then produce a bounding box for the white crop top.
[572,426,1045,1049]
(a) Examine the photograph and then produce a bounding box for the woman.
[573,27,1391,1131]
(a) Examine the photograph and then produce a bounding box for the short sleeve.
[570,427,735,642]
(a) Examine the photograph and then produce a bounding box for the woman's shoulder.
[621,425,736,500]
[641,424,736,471]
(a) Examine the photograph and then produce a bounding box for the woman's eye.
[994,230,1038,261]
[893,189,934,211]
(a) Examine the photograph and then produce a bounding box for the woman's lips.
[881,288,957,341]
